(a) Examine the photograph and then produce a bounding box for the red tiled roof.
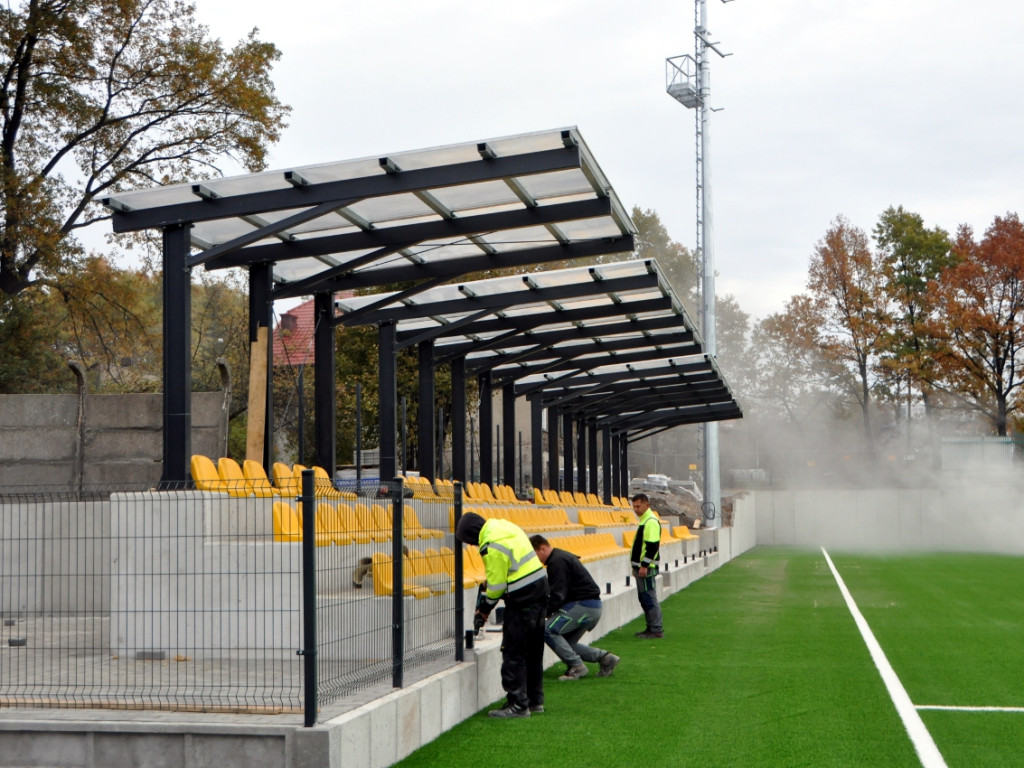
[272,292,352,366]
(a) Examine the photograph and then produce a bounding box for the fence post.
[391,477,405,689]
[300,469,318,727]
[454,481,465,661]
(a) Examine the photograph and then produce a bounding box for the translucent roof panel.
[104,127,634,295]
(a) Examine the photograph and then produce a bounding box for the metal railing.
[0,478,466,724]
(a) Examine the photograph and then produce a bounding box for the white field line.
[917,705,1024,713]
[822,547,948,768]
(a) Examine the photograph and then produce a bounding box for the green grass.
[829,552,1024,767]
[398,547,1024,768]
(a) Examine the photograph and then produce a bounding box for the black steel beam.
[293,236,634,296]
[451,356,466,483]
[379,322,398,479]
[479,372,493,486]
[161,225,192,486]
[343,271,659,327]
[397,297,674,344]
[111,146,583,233]
[468,329,697,378]
[314,292,336,473]
[547,405,559,492]
[502,383,516,490]
[418,341,435,481]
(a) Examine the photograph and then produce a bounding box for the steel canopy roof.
[105,125,740,447]
[103,127,635,299]
[333,259,742,433]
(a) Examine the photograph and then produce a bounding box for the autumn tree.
[0,0,288,297]
[805,216,891,452]
[873,206,952,439]
[747,296,834,429]
[926,213,1024,435]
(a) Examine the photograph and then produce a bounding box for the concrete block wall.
[0,391,225,489]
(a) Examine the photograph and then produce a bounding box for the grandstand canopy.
[333,259,741,434]
[105,127,634,299]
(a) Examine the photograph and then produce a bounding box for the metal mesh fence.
[0,478,463,719]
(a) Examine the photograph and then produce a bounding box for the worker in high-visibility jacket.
[456,512,548,719]
[630,493,664,639]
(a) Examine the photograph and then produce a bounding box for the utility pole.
[666,0,733,529]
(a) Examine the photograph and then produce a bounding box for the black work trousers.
[500,580,548,709]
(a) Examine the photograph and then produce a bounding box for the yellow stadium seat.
[243,460,283,496]
[371,553,430,599]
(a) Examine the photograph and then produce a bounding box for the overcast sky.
[196,0,1024,322]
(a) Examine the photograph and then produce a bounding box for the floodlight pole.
[666,0,733,529]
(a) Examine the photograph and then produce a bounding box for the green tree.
[873,206,953,444]
[631,206,700,315]
[0,0,288,297]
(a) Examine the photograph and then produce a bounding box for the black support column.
[562,411,573,494]
[451,356,466,483]
[547,405,560,492]
[502,383,515,490]
[588,418,598,495]
[161,224,192,486]
[575,419,586,494]
[479,372,493,486]
[530,396,543,497]
[417,340,435,481]
[248,263,274,471]
[379,322,398,480]
[619,436,629,498]
[314,292,336,474]
[602,426,613,504]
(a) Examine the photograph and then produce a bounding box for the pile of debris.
[649,491,736,528]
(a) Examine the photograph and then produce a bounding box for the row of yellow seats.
[578,508,638,527]
[534,487,630,511]
[621,528,683,549]
[450,506,583,534]
[465,482,528,505]
[190,454,357,501]
[273,501,444,545]
[371,546,480,599]
[553,533,628,563]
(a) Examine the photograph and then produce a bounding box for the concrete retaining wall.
[0,392,226,488]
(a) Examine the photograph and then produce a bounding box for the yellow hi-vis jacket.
[479,518,545,603]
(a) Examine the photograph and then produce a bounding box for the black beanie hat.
[455,512,485,545]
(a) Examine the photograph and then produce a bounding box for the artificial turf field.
[395,547,1024,768]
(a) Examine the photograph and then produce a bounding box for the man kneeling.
[530,535,620,680]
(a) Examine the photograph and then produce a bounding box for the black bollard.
[465,629,475,650]
[606,582,611,595]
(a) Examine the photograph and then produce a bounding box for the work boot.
[558,664,589,681]
[635,630,664,639]
[597,653,620,677]
[488,702,530,718]
[529,704,545,714]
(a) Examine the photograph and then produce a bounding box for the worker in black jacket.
[530,535,620,681]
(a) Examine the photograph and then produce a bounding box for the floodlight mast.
[666,0,732,529]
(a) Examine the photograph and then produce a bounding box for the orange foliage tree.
[804,216,891,452]
[926,213,1024,435]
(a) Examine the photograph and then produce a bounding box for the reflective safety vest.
[479,518,545,602]
[630,508,661,569]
